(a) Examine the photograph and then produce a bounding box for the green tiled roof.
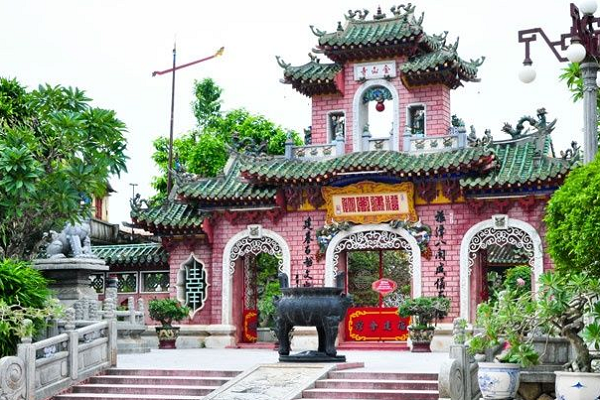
[241,148,496,184]
[318,14,422,49]
[282,61,342,83]
[401,42,484,88]
[487,244,530,265]
[277,56,343,96]
[177,155,277,203]
[460,138,570,192]
[93,243,168,268]
[130,201,206,234]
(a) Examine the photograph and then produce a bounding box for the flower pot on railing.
[478,362,520,400]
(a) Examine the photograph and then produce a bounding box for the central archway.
[221,228,290,325]
[324,224,422,297]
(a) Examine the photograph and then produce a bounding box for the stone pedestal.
[33,258,108,307]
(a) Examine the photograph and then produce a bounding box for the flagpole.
[152,46,225,197]
[167,43,177,196]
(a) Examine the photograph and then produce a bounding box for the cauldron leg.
[324,317,339,357]
[276,320,293,356]
[317,325,326,353]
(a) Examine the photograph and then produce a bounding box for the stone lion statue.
[46,221,96,259]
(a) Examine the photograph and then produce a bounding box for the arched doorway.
[325,224,421,342]
[459,215,543,321]
[221,227,291,342]
[352,79,400,151]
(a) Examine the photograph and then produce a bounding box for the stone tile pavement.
[118,348,448,372]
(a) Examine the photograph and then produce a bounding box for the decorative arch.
[459,216,543,321]
[221,227,291,325]
[324,224,422,297]
[352,79,400,152]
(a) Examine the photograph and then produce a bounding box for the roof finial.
[373,6,386,20]
[308,53,319,63]
[309,25,325,37]
[275,55,290,69]
[337,21,343,31]
[346,9,369,21]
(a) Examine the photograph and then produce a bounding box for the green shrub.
[503,265,532,296]
[0,259,57,356]
[148,298,190,327]
[545,157,600,276]
[397,296,450,329]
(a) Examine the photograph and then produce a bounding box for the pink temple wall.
[310,56,451,150]
[167,197,551,326]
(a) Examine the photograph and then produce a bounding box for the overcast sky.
[0,0,584,226]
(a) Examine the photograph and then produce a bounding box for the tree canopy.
[0,77,128,260]
[151,78,300,201]
[545,156,600,276]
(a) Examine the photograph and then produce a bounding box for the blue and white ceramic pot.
[477,362,520,400]
[555,371,600,400]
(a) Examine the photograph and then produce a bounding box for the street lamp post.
[518,1,600,164]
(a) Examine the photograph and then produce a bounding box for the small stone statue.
[46,221,95,259]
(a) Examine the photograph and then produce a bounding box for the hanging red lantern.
[375,100,385,112]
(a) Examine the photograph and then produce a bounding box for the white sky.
[0,0,584,226]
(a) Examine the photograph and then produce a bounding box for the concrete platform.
[117,348,447,372]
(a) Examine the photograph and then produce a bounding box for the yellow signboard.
[322,181,417,224]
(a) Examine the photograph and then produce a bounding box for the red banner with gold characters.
[322,181,417,224]
[345,307,410,341]
[242,310,257,343]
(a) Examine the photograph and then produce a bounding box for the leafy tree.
[0,259,61,356]
[545,156,600,276]
[0,78,128,260]
[560,63,600,137]
[192,78,222,128]
[151,78,300,202]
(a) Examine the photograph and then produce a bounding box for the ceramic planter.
[408,326,434,352]
[555,371,600,400]
[478,362,520,400]
[155,326,180,349]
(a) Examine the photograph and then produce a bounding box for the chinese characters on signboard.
[434,210,446,297]
[346,308,410,341]
[322,182,417,224]
[353,60,397,81]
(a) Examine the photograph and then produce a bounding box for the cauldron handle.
[335,271,346,290]
[278,272,289,289]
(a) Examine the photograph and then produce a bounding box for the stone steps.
[52,368,241,400]
[302,371,439,400]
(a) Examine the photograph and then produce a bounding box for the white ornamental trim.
[221,229,290,325]
[459,217,543,321]
[325,224,422,297]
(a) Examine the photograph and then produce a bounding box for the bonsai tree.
[468,278,539,367]
[148,298,190,328]
[536,271,600,372]
[398,296,450,330]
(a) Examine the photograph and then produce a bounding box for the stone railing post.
[103,297,118,366]
[285,136,294,159]
[128,297,136,324]
[438,318,480,400]
[0,355,26,400]
[16,319,34,400]
[64,308,78,380]
[137,298,145,325]
[361,126,372,151]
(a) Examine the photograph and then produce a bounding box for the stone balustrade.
[403,127,467,153]
[0,299,118,400]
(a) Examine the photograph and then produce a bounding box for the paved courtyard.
[117,348,448,372]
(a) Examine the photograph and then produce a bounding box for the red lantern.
[375,100,385,112]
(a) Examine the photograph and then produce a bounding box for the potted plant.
[536,271,600,400]
[468,270,539,400]
[397,296,450,352]
[148,297,190,349]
